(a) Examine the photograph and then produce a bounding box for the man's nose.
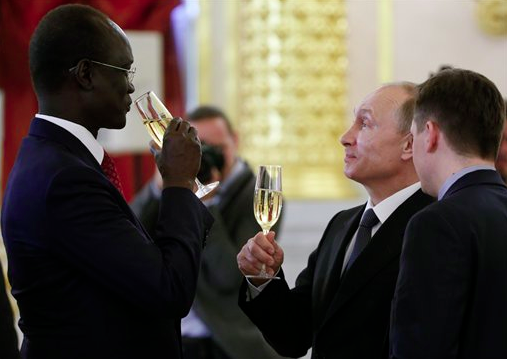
[128,81,135,94]
[340,126,356,147]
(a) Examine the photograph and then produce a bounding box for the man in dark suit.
[0,259,19,359]
[237,83,433,359]
[390,69,507,358]
[1,5,213,359]
[131,106,284,359]
[494,100,507,183]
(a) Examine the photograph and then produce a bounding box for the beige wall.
[347,0,507,120]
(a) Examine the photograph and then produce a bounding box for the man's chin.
[107,119,127,130]
[343,170,361,184]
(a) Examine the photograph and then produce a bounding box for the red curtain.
[0,0,183,201]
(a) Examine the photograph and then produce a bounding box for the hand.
[237,231,284,286]
[155,118,201,190]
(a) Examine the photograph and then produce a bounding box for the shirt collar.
[366,182,421,224]
[36,113,104,164]
[437,165,496,200]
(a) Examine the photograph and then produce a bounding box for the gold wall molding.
[476,0,507,36]
[199,0,355,199]
[236,0,353,199]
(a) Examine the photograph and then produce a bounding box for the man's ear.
[401,133,413,161]
[425,120,440,153]
[71,59,94,90]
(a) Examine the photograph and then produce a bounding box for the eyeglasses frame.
[69,60,136,84]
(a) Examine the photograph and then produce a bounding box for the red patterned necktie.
[101,151,124,197]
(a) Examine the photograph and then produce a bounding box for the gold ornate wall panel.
[235,0,352,199]
[199,0,355,199]
[476,0,507,36]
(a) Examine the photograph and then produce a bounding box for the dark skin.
[36,19,201,192]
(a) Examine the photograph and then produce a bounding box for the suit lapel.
[319,190,432,329]
[312,205,364,324]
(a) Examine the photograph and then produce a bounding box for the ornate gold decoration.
[476,0,507,36]
[233,0,353,199]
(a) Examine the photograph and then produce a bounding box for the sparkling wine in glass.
[248,165,282,279]
[134,91,219,198]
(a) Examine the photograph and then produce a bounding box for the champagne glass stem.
[259,227,270,277]
[194,178,219,198]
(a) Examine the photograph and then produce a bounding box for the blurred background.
[1,0,506,350]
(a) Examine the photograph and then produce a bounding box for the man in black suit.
[237,83,433,359]
[1,5,213,359]
[131,106,284,359]
[390,69,507,358]
[0,259,19,359]
[494,100,507,183]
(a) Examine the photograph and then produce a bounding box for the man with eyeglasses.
[1,4,213,359]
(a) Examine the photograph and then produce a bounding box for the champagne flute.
[248,165,283,279]
[134,91,219,198]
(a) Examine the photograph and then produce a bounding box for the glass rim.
[134,90,157,105]
[258,164,282,168]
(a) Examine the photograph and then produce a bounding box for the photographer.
[197,143,225,193]
[130,106,284,359]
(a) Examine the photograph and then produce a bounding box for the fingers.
[237,232,282,277]
[247,235,275,264]
[168,117,182,132]
[168,118,196,134]
[188,126,200,143]
[237,250,264,275]
[177,119,190,133]
[166,118,200,145]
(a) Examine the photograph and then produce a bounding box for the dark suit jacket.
[1,118,213,359]
[390,170,507,359]
[131,162,284,359]
[239,189,433,359]
[0,259,19,359]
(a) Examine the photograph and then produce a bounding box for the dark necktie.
[101,151,124,197]
[346,208,379,271]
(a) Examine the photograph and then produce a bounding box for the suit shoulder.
[318,204,363,241]
[412,187,506,232]
[403,189,434,211]
[329,204,364,222]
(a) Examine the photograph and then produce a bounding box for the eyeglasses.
[69,60,136,84]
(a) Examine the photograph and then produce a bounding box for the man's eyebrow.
[355,108,373,117]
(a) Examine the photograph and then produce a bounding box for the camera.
[197,143,225,184]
